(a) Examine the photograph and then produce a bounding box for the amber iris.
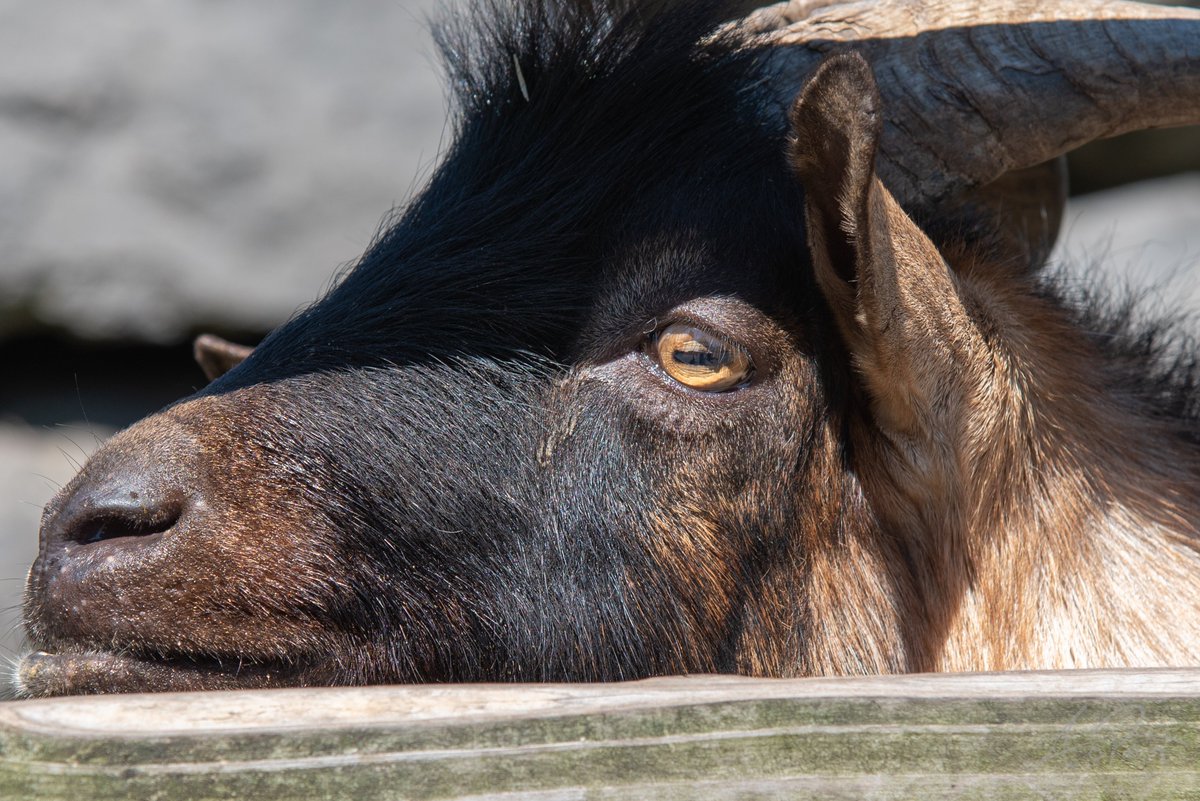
[653,324,753,392]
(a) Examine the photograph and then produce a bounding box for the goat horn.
[737,0,1200,214]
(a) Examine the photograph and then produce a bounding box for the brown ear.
[194,334,254,382]
[789,53,983,437]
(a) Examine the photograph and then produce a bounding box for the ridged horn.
[736,0,1200,215]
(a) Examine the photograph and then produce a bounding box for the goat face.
[19,0,1200,695]
[20,17,854,692]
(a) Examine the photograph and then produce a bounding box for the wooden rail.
[2,669,1199,799]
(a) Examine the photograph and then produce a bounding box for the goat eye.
[652,324,753,392]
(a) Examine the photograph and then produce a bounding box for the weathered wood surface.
[2,669,1199,800]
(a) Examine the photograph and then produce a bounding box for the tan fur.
[926,259,1200,670]
[786,54,1200,674]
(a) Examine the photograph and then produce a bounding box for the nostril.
[58,497,184,548]
[75,510,179,545]
[34,425,205,567]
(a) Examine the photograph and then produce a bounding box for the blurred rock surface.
[0,0,445,342]
[1055,173,1200,315]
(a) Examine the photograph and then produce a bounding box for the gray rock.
[1054,173,1200,320]
[0,0,447,342]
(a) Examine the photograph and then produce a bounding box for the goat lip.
[15,649,304,698]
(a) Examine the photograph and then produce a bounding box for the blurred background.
[0,0,1198,678]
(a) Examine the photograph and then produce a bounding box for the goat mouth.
[15,648,306,698]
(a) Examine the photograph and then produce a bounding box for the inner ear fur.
[788,52,986,439]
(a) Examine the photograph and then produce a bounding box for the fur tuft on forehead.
[432,0,750,120]
[408,0,777,235]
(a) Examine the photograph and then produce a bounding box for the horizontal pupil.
[674,349,720,367]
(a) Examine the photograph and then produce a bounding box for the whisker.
[29,473,62,493]
[56,447,83,472]
[74,373,102,449]
[53,428,95,464]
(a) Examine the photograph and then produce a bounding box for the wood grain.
[2,669,1199,799]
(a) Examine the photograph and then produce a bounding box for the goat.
[16,0,1200,696]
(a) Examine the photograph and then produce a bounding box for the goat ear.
[789,53,980,437]
[194,334,254,382]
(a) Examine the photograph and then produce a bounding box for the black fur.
[190,0,820,683]
[222,0,786,383]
